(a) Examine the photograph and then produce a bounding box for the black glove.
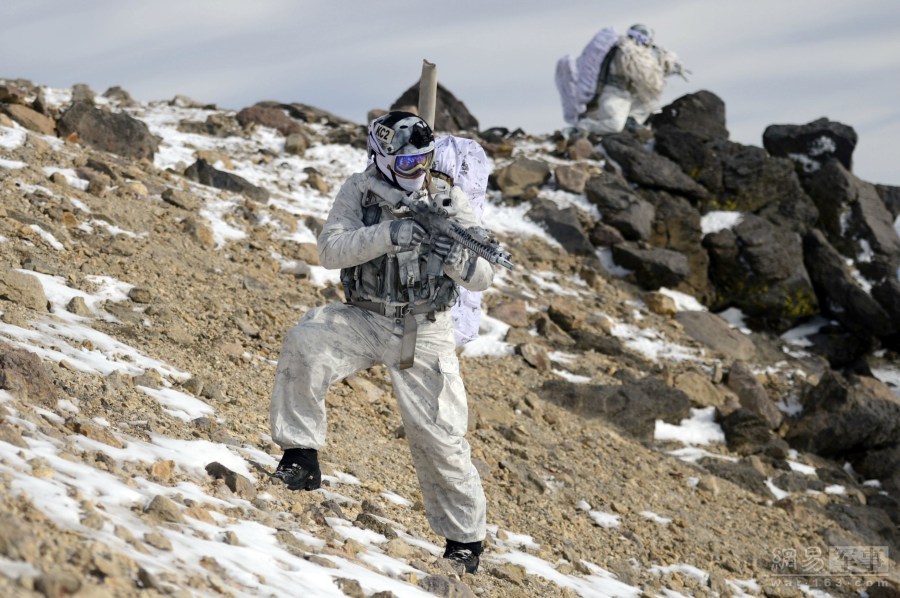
[433,234,467,274]
[390,219,426,250]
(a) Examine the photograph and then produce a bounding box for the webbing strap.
[399,313,418,370]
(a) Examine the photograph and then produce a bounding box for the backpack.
[431,135,490,346]
[555,27,618,124]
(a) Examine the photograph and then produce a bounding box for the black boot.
[273,448,321,491]
[443,539,483,574]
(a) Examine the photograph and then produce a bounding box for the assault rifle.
[368,177,514,270]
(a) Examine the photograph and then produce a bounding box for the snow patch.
[701,211,743,235]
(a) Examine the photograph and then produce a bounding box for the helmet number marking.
[373,123,395,146]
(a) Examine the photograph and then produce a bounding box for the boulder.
[725,361,783,429]
[803,160,900,271]
[718,408,789,457]
[177,113,243,138]
[611,244,690,290]
[699,458,773,498]
[704,214,818,332]
[653,128,724,193]
[763,118,857,173]
[488,300,530,328]
[785,370,900,456]
[713,141,819,233]
[525,198,594,255]
[803,229,895,339]
[547,298,583,332]
[538,376,690,441]
[876,184,900,219]
[806,324,876,370]
[0,269,49,312]
[102,86,136,106]
[645,190,712,302]
[649,90,729,141]
[184,159,270,201]
[390,82,478,132]
[71,83,96,104]
[0,343,58,403]
[674,311,756,361]
[588,222,625,247]
[856,444,900,496]
[0,104,56,136]
[600,134,708,201]
[57,102,159,160]
[554,163,592,194]
[492,158,551,199]
[584,174,655,241]
[235,103,304,136]
[0,83,27,104]
[872,278,900,325]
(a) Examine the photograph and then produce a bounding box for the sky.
[2,0,900,185]
[1,82,898,595]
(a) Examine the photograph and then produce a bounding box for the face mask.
[396,172,426,193]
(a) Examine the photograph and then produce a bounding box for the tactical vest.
[340,190,459,312]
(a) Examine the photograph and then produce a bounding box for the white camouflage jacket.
[318,165,494,298]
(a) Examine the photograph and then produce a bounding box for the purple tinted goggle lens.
[629,31,651,46]
[393,152,434,177]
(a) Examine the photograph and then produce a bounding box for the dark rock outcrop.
[539,376,691,441]
[184,159,270,201]
[649,90,729,141]
[725,361,782,429]
[601,134,708,201]
[803,160,900,277]
[525,199,594,255]
[713,142,819,233]
[675,311,756,361]
[584,174,654,241]
[57,101,159,160]
[785,370,900,457]
[645,190,712,301]
[611,244,690,290]
[763,117,857,173]
[718,408,789,457]
[803,229,895,339]
[391,82,478,132]
[704,214,818,332]
[653,128,724,193]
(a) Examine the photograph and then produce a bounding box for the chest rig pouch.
[340,191,458,310]
[340,190,459,368]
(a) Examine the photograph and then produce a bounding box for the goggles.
[628,30,652,46]
[392,151,434,178]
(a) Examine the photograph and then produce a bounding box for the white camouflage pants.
[270,302,486,543]
[577,84,655,135]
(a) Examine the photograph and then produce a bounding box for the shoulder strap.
[361,191,382,226]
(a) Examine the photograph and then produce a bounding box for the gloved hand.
[672,62,691,81]
[433,234,468,275]
[390,219,427,250]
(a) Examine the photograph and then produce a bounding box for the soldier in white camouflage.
[269,111,492,573]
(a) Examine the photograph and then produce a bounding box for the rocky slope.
[0,78,897,597]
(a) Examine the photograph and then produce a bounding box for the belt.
[350,300,447,370]
[350,300,445,320]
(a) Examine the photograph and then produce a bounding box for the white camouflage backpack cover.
[555,27,618,125]
[431,135,490,346]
